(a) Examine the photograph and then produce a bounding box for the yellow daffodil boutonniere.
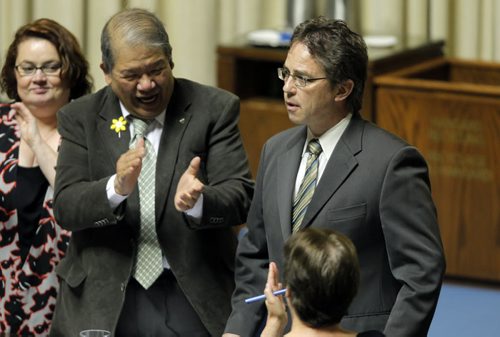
[110,116,127,138]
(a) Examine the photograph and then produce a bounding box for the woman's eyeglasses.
[15,62,62,77]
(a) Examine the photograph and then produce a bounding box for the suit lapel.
[156,81,191,221]
[300,115,364,229]
[277,128,306,240]
[97,88,131,165]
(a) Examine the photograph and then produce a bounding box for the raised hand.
[11,102,42,148]
[261,262,288,337]
[11,102,59,187]
[174,156,205,211]
[115,137,145,196]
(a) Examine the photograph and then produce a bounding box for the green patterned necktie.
[292,139,322,233]
[130,117,163,289]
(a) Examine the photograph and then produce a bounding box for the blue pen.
[244,288,287,304]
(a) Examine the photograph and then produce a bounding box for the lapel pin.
[110,116,127,138]
[179,118,185,124]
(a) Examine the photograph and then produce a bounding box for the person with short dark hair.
[224,17,445,337]
[49,8,253,337]
[0,18,92,336]
[261,228,384,337]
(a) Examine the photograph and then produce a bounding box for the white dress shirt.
[105,103,203,268]
[294,113,352,197]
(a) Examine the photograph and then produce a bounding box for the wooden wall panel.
[239,99,294,177]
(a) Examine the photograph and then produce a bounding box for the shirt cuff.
[185,193,203,221]
[106,174,128,209]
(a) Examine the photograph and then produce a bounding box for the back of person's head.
[100,8,174,73]
[284,227,360,328]
[290,17,367,114]
[0,18,92,101]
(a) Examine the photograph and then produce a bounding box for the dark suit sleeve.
[224,143,270,336]
[187,94,254,229]
[380,146,446,336]
[54,106,120,231]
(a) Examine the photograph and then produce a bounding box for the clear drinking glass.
[79,330,111,337]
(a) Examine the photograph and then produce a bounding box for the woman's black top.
[14,166,49,262]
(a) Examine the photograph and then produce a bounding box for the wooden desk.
[375,57,500,282]
[217,41,445,176]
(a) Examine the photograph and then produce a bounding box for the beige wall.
[1,0,500,92]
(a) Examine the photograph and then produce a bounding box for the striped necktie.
[292,139,322,233]
[130,117,163,289]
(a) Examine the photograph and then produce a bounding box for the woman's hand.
[11,102,59,188]
[261,262,288,337]
[12,102,43,148]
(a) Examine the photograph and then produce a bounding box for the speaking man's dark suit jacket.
[49,79,254,337]
[225,113,445,337]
